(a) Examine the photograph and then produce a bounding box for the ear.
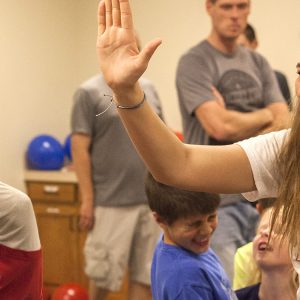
[252,40,258,50]
[152,212,163,223]
[152,212,168,229]
[206,0,214,15]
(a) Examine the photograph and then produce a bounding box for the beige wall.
[1,0,299,190]
[0,0,98,190]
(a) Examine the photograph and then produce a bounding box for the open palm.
[96,0,161,93]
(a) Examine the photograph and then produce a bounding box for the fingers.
[120,0,133,29]
[105,0,112,27]
[98,0,132,32]
[79,215,94,231]
[112,0,121,27]
[98,1,106,35]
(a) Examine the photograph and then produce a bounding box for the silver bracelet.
[116,93,146,110]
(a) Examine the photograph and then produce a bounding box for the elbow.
[151,171,178,187]
[208,124,236,142]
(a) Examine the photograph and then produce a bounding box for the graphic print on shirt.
[217,69,262,111]
[209,69,262,146]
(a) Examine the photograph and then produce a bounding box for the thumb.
[138,38,162,66]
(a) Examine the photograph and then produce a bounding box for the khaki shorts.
[84,204,161,292]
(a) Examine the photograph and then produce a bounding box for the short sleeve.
[236,130,289,201]
[71,88,95,136]
[176,52,215,115]
[0,182,41,251]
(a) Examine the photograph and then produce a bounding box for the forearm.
[212,108,273,142]
[114,87,255,193]
[114,87,189,186]
[257,103,291,134]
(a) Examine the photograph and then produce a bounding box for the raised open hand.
[97,0,161,95]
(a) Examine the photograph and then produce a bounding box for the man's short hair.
[145,172,220,225]
[244,23,257,43]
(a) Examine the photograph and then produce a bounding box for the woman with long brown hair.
[96,0,300,297]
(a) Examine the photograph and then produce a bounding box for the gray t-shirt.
[176,40,285,206]
[71,75,164,207]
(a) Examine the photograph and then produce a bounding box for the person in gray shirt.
[71,74,163,300]
[176,0,289,281]
[237,23,292,107]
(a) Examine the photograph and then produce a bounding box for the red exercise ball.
[51,283,88,300]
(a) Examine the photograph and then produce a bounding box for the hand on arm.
[195,100,273,142]
[71,134,94,231]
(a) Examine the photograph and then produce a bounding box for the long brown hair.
[272,99,300,255]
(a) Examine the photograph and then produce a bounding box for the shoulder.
[163,249,210,281]
[237,129,290,168]
[0,182,41,251]
[274,70,288,83]
[80,74,106,90]
[246,48,271,68]
[73,75,111,109]
[0,181,31,207]
[237,129,290,153]
[75,75,111,101]
[236,242,253,257]
[178,41,213,68]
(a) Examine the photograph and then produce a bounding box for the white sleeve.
[236,129,289,201]
[0,181,41,251]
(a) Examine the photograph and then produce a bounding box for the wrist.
[113,84,144,107]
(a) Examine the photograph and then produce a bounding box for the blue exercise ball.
[27,135,64,170]
[64,134,72,161]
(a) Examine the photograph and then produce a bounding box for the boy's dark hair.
[244,23,257,43]
[145,172,220,225]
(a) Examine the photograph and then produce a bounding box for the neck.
[258,271,296,300]
[207,31,237,54]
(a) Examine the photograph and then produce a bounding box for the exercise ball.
[51,283,88,300]
[64,134,72,161]
[27,135,64,170]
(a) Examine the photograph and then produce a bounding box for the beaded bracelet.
[116,93,146,110]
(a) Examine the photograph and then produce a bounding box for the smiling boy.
[145,172,237,300]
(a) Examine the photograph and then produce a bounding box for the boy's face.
[161,212,218,254]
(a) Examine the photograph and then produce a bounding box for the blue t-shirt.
[151,238,237,300]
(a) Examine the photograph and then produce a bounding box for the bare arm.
[71,133,94,230]
[195,100,273,142]
[96,0,256,194]
[258,102,290,134]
